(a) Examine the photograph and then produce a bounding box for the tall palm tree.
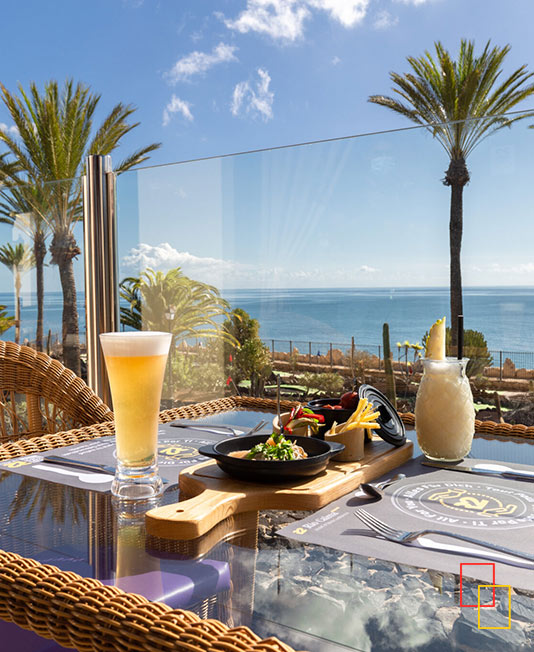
[0,80,160,373]
[0,181,50,350]
[0,243,34,343]
[119,268,237,348]
[369,40,534,346]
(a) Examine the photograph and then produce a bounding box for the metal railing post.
[83,155,119,406]
[499,351,503,380]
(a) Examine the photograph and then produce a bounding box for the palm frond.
[369,39,534,160]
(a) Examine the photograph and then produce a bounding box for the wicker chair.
[0,340,114,444]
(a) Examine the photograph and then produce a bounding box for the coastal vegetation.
[369,40,534,347]
[0,79,160,373]
[223,308,272,396]
[0,305,14,335]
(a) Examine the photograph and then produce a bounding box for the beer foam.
[99,331,171,357]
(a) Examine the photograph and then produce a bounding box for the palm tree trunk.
[34,231,46,352]
[445,158,470,349]
[50,231,81,375]
[14,271,21,344]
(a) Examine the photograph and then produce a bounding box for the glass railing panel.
[0,176,86,374]
[116,112,534,425]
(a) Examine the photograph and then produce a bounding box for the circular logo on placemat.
[391,481,534,530]
[157,438,213,466]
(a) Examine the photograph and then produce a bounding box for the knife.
[42,455,116,475]
[422,460,534,481]
[42,455,170,483]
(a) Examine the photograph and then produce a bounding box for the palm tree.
[369,40,534,346]
[0,243,34,343]
[0,181,50,350]
[119,268,237,348]
[0,80,161,373]
[0,305,14,335]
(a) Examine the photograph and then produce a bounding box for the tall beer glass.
[100,331,171,499]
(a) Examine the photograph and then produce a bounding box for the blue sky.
[1,0,534,293]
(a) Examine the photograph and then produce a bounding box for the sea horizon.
[2,286,534,361]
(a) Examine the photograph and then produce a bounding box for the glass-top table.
[1,410,534,652]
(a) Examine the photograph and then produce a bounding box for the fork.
[170,419,267,437]
[354,508,534,563]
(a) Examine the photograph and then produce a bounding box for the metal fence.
[265,338,534,382]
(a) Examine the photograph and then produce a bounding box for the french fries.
[335,398,380,435]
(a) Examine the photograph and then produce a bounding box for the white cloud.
[373,9,399,29]
[471,262,534,276]
[166,42,238,83]
[225,0,310,42]
[121,243,388,288]
[0,123,19,137]
[122,243,244,281]
[359,265,379,273]
[224,0,368,42]
[162,96,193,126]
[308,0,369,27]
[231,68,274,122]
[331,55,341,65]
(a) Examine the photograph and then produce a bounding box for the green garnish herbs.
[245,433,307,461]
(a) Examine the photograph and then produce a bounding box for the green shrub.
[223,309,272,387]
[302,372,344,396]
[0,305,14,335]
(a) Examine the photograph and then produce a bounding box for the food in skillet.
[283,404,325,436]
[229,433,308,461]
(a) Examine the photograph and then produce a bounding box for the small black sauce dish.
[306,398,353,435]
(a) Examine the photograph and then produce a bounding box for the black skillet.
[198,434,345,483]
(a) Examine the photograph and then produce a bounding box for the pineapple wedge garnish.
[425,317,446,360]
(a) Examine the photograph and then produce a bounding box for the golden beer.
[100,331,171,499]
[105,353,167,465]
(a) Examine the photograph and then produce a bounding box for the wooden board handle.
[146,487,247,540]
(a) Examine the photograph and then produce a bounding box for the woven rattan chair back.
[0,341,113,444]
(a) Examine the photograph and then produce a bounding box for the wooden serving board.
[145,439,413,540]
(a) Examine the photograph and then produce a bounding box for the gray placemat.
[278,456,534,591]
[0,422,240,493]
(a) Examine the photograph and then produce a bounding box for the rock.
[366,570,397,590]
[402,575,434,593]
[435,606,461,635]
[371,559,397,572]
[331,348,344,365]
[507,593,534,622]
[305,585,346,618]
[503,357,516,377]
[254,570,279,592]
[453,608,526,649]
[320,577,362,598]
[505,403,534,426]
[364,608,452,651]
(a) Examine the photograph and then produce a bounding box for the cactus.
[383,323,397,409]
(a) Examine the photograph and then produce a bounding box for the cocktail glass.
[100,331,172,499]
[415,358,475,461]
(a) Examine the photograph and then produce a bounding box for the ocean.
[2,287,533,356]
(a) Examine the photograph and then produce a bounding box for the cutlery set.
[353,462,534,566]
[36,419,269,484]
